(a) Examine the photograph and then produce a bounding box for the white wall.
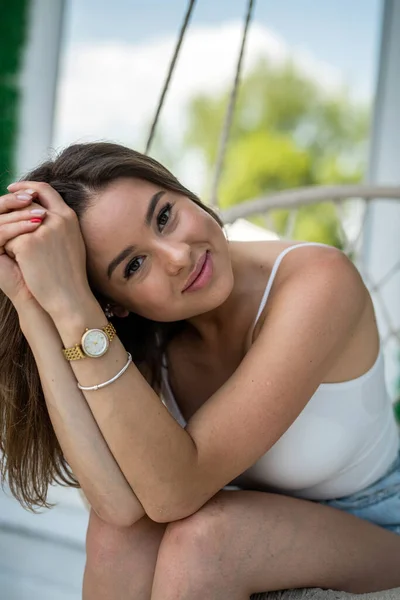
[15,0,65,177]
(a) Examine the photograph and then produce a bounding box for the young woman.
[0,142,399,600]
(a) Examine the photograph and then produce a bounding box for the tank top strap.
[251,242,329,334]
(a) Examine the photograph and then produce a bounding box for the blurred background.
[1,1,400,598]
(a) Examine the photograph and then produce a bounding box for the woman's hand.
[0,189,47,306]
[4,181,93,319]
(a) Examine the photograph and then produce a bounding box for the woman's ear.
[104,302,129,319]
[112,306,130,318]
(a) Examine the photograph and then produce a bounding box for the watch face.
[82,329,109,358]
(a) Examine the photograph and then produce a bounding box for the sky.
[53,0,383,190]
[60,0,382,97]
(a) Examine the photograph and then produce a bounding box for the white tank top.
[160,242,400,500]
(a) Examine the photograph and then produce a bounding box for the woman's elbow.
[94,502,147,528]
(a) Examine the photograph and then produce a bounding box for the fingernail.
[30,208,46,215]
[16,193,32,201]
[30,218,43,223]
[25,189,36,195]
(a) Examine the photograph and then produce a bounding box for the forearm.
[17,300,146,527]
[50,296,198,523]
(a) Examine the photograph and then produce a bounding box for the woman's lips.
[183,251,213,292]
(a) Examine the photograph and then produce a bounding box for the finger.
[7,181,64,213]
[0,218,45,250]
[0,192,36,213]
[0,206,47,225]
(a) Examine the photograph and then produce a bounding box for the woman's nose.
[161,242,191,275]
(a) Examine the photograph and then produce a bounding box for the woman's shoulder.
[244,239,359,340]
[238,239,343,302]
[244,241,379,386]
[232,238,340,274]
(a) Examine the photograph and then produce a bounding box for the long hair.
[0,142,223,511]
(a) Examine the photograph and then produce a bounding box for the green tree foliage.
[183,59,370,247]
[219,130,312,207]
[0,0,29,189]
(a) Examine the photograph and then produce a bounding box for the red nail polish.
[30,218,43,223]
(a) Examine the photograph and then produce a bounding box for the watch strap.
[102,322,117,343]
[62,322,117,361]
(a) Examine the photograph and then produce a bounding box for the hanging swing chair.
[145,0,400,412]
[145,0,255,209]
[141,3,400,599]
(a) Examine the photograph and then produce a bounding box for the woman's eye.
[124,256,144,279]
[157,203,172,231]
[123,203,173,279]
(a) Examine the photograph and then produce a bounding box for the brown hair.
[0,142,223,511]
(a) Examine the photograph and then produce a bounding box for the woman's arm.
[17,299,146,527]
[48,247,366,524]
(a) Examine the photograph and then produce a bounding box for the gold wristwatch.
[62,322,116,361]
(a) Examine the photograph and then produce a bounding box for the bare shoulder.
[247,240,357,332]
[238,239,346,289]
[258,240,367,321]
[248,238,347,274]
[249,240,379,384]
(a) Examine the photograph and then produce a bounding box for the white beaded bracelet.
[77,352,132,391]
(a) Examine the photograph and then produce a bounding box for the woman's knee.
[158,492,232,570]
[152,493,236,596]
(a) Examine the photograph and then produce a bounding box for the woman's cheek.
[136,282,171,316]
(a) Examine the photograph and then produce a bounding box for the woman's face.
[80,177,234,321]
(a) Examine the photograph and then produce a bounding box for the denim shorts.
[317,446,400,535]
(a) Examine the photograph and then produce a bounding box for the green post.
[394,400,400,424]
[394,353,400,425]
[0,1,29,190]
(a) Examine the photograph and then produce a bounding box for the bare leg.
[82,509,167,600]
[151,490,400,600]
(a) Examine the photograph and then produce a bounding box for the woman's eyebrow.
[107,190,166,279]
[107,245,137,279]
[145,190,165,226]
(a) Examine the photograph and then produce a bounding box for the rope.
[209,0,256,207]
[145,0,197,155]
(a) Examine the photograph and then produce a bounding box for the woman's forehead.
[83,179,156,231]
[95,177,160,209]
